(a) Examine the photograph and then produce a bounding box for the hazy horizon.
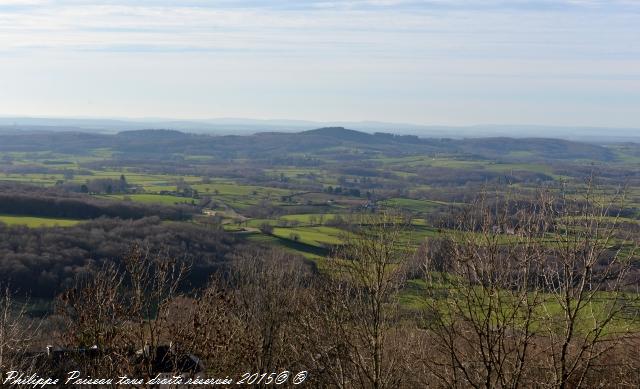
[2,115,639,143]
[2,114,640,129]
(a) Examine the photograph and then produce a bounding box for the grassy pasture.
[281,213,338,224]
[0,174,62,186]
[0,215,81,227]
[191,183,291,197]
[381,198,445,213]
[245,218,277,228]
[272,226,344,247]
[484,162,555,175]
[243,231,327,260]
[104,194,196,205]
[400,278,640,332]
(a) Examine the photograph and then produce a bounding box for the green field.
[272,226,344,247]
[104,194,196,205]
[1,137,638,270]
[381,198,445,213]
[0,215,81,227]
[399,278,640,332]
[281,213,338,223]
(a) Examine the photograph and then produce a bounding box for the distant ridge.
[117,129,189,138]
[1,117,639,142]
[0,127,618,162]
[300,127,376,143]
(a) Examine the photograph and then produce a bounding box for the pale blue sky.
[0,0,639,127]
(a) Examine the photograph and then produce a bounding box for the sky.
[0,0,639,127]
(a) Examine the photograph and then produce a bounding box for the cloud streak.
[0,0,638,126]
[1,1,637,57]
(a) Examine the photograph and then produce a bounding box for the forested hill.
[0,127,617,162]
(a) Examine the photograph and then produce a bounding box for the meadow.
[2,138,638,265]
[0,128,638,310]
[0,214,81,227]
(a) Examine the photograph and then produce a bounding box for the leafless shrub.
[0,286,41,382]
[418,183,639,388]
[536,181,639,388]
[55,245,189,378]
[299,211,412,389]
[225,249,313,376]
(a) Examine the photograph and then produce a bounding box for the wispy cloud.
[1,0,637,55]
[0,0,638,126]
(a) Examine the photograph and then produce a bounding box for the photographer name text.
[3,370,308,387]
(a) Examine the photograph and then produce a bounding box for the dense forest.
[0,183,194,220]
[0,217,235,298]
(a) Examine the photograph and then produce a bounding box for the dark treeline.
[410,166,554,186]
[0,217,235,298]
[62,176,130,194]
[0,163,93,176]
[0,183,193,220]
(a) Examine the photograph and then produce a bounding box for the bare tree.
[419,191,550,388]
[227,248,312,377]
[537,181,639,388]
[303,211,411,389]
[56,245,189,378]
[56,262,131,376]
[123,245,189,376]
[419,184,640,388]
[0,286,40,382]
[165,278,246,377]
